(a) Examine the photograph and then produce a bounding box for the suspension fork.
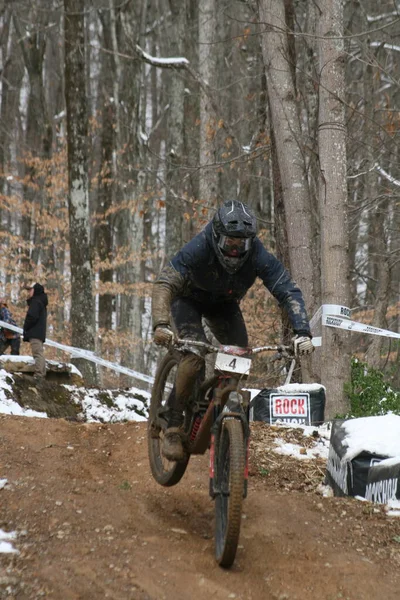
[208,380,250,499]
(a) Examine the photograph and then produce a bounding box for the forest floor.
[0,378,400,600]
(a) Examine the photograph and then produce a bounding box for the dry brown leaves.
[249,421,328,493]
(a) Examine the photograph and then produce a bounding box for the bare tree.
[317,0,351,417]
[64,0,97,384]
[258,0,317,384]
[258,0,316,312]
[164,0,187,255]
[199,0,218,210]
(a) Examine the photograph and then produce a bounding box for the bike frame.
[147,337,295,568]
[174,338,293,499]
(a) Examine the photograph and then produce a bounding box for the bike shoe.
[162,427,186,462]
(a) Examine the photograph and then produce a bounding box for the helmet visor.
[218,235,251,256]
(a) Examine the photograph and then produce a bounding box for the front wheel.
[214,418,245,568]
[147,350,190,487]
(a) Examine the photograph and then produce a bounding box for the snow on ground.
[273,437,329,461]
[0,369,48,418]
[341,413,400,462]
[0,476,18,552]
[0,366,150,423]
[64,385,149,423]
[0,529,18,554]
[270,422,331,461]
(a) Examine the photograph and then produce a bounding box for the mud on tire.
[214,418,245,568]
[147,350,190,486]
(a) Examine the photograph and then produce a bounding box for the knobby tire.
[215,418,245,568]
[147,350,190,487]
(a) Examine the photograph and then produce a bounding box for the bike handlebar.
[174,338,294,358]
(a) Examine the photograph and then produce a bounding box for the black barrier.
[325,418,400,504]
[325,419,349,496]
[251,384,326,426]
[365,460,400,503]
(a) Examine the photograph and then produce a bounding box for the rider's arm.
[152,264,185,330]
[152,229,210,330]
[254,240,311,336]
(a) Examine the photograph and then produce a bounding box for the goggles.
[218,235,251,256]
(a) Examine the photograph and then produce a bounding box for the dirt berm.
[0,377,399,599]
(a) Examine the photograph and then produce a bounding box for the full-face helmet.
[212,200,257,273]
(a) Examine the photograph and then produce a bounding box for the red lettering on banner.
[272,395,309,417]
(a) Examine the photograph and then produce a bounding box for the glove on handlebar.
[292,334,314,356]
[153,325,174,347]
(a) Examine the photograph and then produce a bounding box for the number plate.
[215,352,251,375]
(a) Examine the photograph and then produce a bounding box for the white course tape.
[323,315,400,339]
[0,320,155,385]
[311,304,400,347]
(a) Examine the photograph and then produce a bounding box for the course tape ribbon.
[3,303,398,378]
[0,320,155,385]
[311,304,400,347]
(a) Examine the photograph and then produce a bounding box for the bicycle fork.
[209,391,251,500]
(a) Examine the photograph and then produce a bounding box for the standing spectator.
[0,298,21,356]
[23,282,48,379]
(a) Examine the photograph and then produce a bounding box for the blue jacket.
[163,223,311,335]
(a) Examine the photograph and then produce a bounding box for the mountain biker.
[152,200,314,461]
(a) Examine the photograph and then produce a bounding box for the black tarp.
[325,418,400,503]
[251,384,326,426]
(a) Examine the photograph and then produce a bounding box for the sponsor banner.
[251,385,325,426]
[365,460,400,504]
[269,393,311,426]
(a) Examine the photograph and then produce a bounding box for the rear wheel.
[147,350,190,486]
[214,418,245,568]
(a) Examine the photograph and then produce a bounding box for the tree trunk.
[258,0,317,382]
[258,0,316,315]
[165,0,187,256]
[13,5,53,274]
[95,9,116,335]
[116,0,145,377]
[64,0,98,384]
[317,0,351,418]
[199,0,218,211]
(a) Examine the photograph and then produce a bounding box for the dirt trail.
[0,415,399,600]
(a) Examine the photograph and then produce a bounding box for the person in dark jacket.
[23,282,48,379]
[0,298,20,356]
[152,200,314,461]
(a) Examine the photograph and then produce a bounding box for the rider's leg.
[162,298,207,461]
[162,352,205,460]
[205,301,248,346]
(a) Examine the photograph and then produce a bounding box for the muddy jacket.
[152,223,311,336]
[23,284,48,342]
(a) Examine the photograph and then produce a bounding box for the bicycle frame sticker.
[269,393,311,425]
[215,352,251,375]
